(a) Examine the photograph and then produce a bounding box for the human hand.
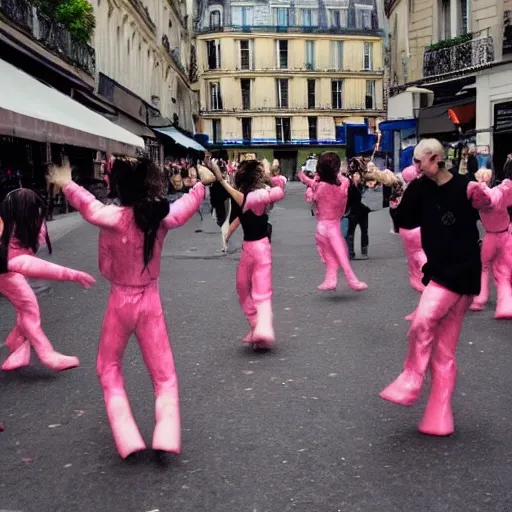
[208,159,223,182]
[47,163,73,189]
[73,271,96,289]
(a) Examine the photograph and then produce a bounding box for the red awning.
[448,103,476,125]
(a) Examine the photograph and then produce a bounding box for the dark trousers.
[347,211,369,256]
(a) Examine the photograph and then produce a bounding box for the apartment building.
[384,0,512,172]
[194,0,384,176]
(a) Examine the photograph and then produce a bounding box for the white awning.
[154,126,206,152]
[0,59,145,155]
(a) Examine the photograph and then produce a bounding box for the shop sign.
[494,102,512,133]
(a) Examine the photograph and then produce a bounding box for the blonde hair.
[475,168,492,183]
[414,139,445,161]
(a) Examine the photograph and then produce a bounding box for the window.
[210,82,223,110]
[305,41,315,70]
[307,79,316,109]
[364,42,373,70]
[210,10,221,28]
[302,8,312,26]
[276,117,291,142]
[439,0,451,40]
[356,7,373,29]
[232,6,254,26]
[273,8,289,26]
[240,40,253,70]
[277,40,288,69]
[365,80,376,109]
[332,80,343,109]
[330,9,347,27]
[242,118,252,141]
[241,79,251,109]
[212,119,221,144]
[460,0,470,35]
[276,79,289,108]
[332,41,343,69]
[206,40,221,70]
[308,117,318,141]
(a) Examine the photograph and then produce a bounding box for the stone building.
[385,0,512,173]
[194,0,385,176]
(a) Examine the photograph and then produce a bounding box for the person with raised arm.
[48,158,213,459]
[0,189,95,372]
[379,138,494,437]
[298,152,367,292]
[208,157,285,350]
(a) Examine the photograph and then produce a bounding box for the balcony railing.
[162,35,187,76]
[196,23,382,37]
[202,66,384,75]
[200,104,384,115]
[423,32,494,78]
[0,0,95,76]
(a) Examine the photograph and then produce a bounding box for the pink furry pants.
[380,281,471,436]
[97,281,180,458]
[236,238,275,345]
[471,230,512,318]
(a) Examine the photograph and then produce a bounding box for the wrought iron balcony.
[200,104,384,115]
[423,32,494,78]
[0,0,95,76]
[196,23,383,38]
[162,34,187,76]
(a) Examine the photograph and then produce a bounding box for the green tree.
[55,0,96,44]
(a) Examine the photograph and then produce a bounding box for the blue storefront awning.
[378,118,417,132]
[154,126,206,152]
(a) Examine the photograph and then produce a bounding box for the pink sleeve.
[305,187,314,203]
[271,176,287,189]
[163,182,205,230]
[63,181,122,229]
[8,255,78,282]
[467,181,493,210]
[243,187,285,215]
[485,179,512,209]
[298,171,314,188]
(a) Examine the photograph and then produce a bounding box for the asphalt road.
[1,184,512,512]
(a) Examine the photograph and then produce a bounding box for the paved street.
[1,183,512,512]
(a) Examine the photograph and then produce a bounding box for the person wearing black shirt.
[346,171,371,259]
[379,138,493,437]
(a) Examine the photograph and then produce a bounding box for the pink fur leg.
[380,282,462,406]
[320,221,367,291]
[1,326,30,371]
[493,239,512,319]
[315,233,337,291]
[418,295,470,436]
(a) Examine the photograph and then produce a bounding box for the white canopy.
[0,59,145,155]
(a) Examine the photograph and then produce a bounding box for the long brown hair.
[0,189,49,273]
[234,160,267,196]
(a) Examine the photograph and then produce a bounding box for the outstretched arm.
[297,171,315,188]
[163,182,205,229]
[226,217,241,241]
[207,159,245,206]
[365,169,399,187]
[466,181,494,210]
[50,165,123,229]
[8,255,95,288]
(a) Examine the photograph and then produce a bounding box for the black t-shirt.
[232,199,271,242]
[396,173,481,296]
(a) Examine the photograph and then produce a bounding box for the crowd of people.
[1,140,512,461]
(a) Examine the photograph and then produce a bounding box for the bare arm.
[226,217,241,241]
[207,159,245,206]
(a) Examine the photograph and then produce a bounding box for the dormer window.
[210,10,221,28]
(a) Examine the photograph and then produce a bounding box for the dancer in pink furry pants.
[298,152,367,292]
[209,158,285,350]
[470,170,512,317]
[1,190,95,372]
[50,159,206,459]
[379,139,493,436]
